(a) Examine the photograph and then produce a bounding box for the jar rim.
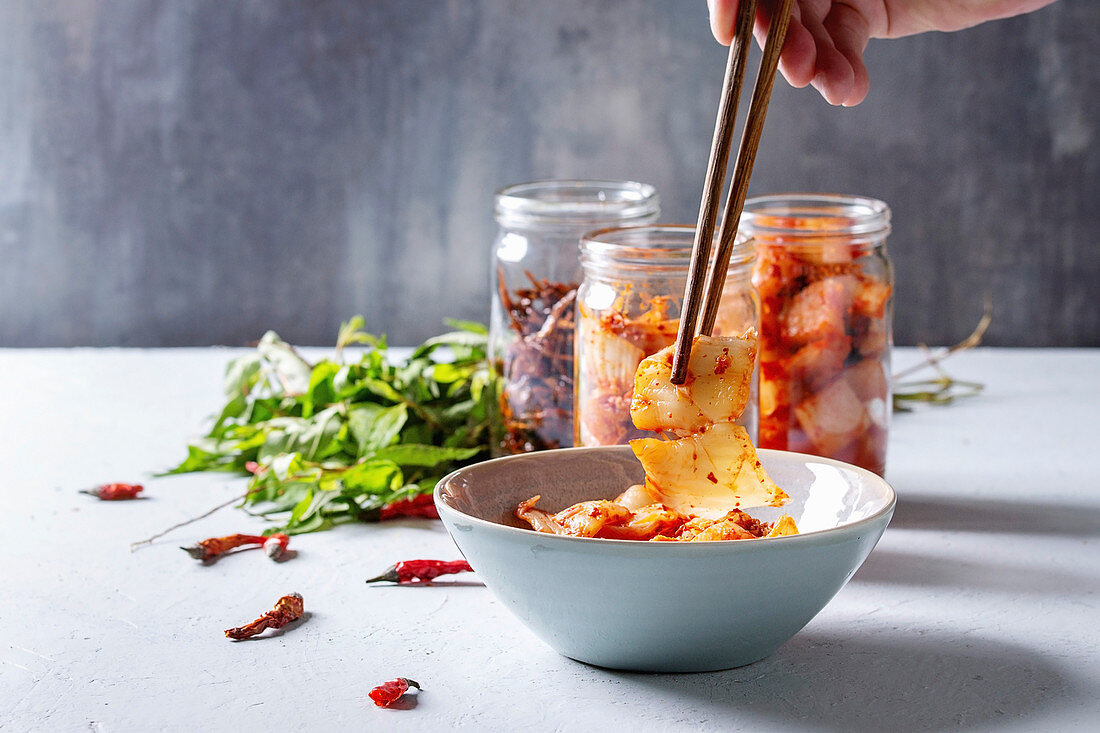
[581,224,754,270]
[495,180,660,229]
[740,193,891,238]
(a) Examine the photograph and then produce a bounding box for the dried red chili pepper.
[369,678,420,708]
[225,592,304,640]
[365,559,473,584]
[360,493,439,522]
[380,494,439,521]
[182,533,290,561]
[80,483,144,500]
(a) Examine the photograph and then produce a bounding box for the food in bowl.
[517,330,797,541]
[434,445,896,672]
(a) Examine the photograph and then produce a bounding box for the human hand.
[706,0,1060,106]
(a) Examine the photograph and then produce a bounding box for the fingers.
[709,0,873,106]
[707,0,738,45]
[821,3,872,105]
[785,1,872,106]
[766,3,818,89]
[792,3,856,106]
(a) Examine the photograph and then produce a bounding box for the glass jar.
[741,194,893,476]
[490,180,660,454]
[575,224,759,447]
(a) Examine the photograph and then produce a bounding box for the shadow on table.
[851,548,1100,595]
[888,496,1100,537]
[610,630,1073,732]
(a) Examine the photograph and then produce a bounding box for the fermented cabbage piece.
[630,332,756,435]
[780,275,855,346]
[793,377,869,455]
[514,494,689,540]
[786,334,851,392]
[580,323,646,393]
[853,274,892,318]
[766,515,799,537]
[631,422,789,518]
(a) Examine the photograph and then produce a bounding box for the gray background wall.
[1,0,1096,347]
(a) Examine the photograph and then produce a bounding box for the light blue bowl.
[436,446,895,672]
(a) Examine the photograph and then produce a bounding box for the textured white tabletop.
[1,347,1098,732]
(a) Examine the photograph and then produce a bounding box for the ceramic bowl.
[435,446,895,672]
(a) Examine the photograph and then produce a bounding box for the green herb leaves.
[165,318,493,534]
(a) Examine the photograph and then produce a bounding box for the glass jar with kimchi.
[490,180,660,455]
[741,194,893,476]
[575,224,758,447]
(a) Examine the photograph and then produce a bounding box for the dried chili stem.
[129,489,254,553]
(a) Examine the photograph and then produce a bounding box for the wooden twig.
[129,489,254,552]
[892,294,993,382]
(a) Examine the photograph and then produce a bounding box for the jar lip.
[581,223,754,270]
[495,180,660,229]
[740,193,891,238]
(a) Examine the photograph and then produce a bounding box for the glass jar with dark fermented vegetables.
[490,180,660,455]
[575,225,758,447]
[741,194,893,476]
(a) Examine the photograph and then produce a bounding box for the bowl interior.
[438,446,893,538]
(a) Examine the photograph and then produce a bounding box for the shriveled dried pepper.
[225,593,304,640]
[497,274,579,453]
[80,483,144,500]
[182,533,290,562]
[379,494,439,521]
[365,559,473,585]
[369,678,420,708]
[361,493,439,522]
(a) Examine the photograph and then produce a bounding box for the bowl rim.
[435,446,897,549]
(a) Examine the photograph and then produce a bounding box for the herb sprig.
[164,317,493,534]
[892,296,992,412]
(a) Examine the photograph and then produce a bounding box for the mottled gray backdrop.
[1,1,1097,347]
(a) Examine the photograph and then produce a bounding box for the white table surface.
[1,346,1097,732]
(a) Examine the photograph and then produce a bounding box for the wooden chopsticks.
[670,0,794,385]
